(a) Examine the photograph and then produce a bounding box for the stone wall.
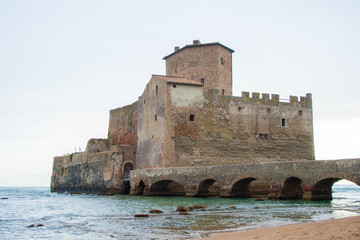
[108,101,138,146]
[166,89,314,167]
[51,139,125,194]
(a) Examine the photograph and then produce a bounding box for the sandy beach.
[199,216,360,240]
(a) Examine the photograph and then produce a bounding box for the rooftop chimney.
[174,46,180,52]
[193,40,201,45]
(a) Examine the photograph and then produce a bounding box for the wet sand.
[199,216,360,240]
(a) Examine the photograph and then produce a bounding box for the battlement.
[240,92,312,108]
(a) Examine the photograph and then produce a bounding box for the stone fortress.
[51,40,359,200]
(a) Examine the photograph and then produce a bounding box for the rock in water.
[134,214,149,217]
[149,209,163,214]
[179,212,190,215]
[192,204,206,209]
[176,206,191,212]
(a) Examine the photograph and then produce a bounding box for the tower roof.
[163,41,235,60]
[152,75,203,86]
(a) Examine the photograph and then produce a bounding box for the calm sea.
[0,184,359,239]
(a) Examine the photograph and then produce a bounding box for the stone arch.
[280,177,304,200]
[249,179,272,197]
[134,180,145,196]
[196,179,220,197]
[149,180,186,196]
[311,178,342,200]
[230,178,257,198]
[123,162,134,173]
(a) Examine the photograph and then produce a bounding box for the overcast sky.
[0,0,359,186]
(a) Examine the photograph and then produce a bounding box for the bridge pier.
[185,184,198,197]
[220,186,231,197]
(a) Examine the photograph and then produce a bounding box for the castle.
[51,40,315,195]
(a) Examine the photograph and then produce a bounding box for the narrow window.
[190,114,195,121]
[299,110,303,116]
[238,107,242,112]
[173,84,176,88]
[267,108,271,113]
[221,57,224,64]
[117,134,120,142]
[281,118,286,127]
[143,99,146,104]
[201,78,205,84]
[155,115,157,121]
[222,89,225,95]
[156,85,158,95]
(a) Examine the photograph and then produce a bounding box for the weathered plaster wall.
[166,89,314,167]
[169,84,204,108]
[51,139,125,194]
[165,44,233,95]
[136,76,167,169]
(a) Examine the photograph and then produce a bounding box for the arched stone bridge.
[130,159,360,200]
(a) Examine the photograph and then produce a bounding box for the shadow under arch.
[280,177,303,200]
[230,178,257,198]
[134,180,145,196]
[149,180,186,196]
[311,178,343,200]
[196,179,220,197]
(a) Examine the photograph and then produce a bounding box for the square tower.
[163,40,234,95]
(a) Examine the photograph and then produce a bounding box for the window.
[267,108,271,113]
[117,134,120,142]
[201,78,205,84]
[238,107,242,112]
[190,114,195,121]
[299,110,303,116]
[143,99,146,104]
[222,89,225,95]
[281,118,286,127]
[156,85,158,95]
[173,84,176,88]
[221,57,224,64]
[155,115,157,121]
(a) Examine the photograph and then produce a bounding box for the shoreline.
[196,216,360,240]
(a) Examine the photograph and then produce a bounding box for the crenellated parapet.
[240,91,312,108]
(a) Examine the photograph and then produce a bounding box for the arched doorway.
[123,162,133,194]
[230,178,256,198]
[280,177,303,200]
[149,180,186,196]
[196,179,220,197]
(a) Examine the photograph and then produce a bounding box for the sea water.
[0,184,359,239]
